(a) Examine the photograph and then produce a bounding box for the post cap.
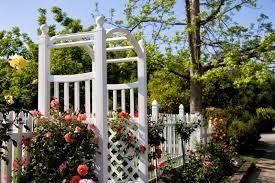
[40,24,49,36]
[96,16,105,29]
[152,100,158,106]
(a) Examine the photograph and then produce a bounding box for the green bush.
[228,117,261,153]
[256,107,275,132]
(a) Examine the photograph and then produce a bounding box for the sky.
[0,0,274,42]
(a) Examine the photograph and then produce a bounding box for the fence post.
[38,24,50,116]
[152,100,159,122]
[138,40,148,183]
[179,104,184,121]
[94,16,108,183]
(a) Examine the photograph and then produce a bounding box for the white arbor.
[38,16,148,183]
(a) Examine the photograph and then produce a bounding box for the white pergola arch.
[38,16,148,182]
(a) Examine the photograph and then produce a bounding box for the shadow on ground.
[247,134,275,183]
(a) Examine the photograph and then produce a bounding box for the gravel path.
[248,134,275,183]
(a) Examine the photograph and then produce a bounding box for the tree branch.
[129,18,186,32]
[200,0,225,26]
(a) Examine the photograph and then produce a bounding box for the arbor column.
[38,24,50,116]
[94,16,108,183]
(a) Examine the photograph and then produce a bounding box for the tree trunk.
[186,0,202,114]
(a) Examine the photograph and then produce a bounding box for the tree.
[102,0,274,113]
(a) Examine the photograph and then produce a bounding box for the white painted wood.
[179,104,184,120]
[94,16,108,183]
[106,36,127,42]
[50,32,95,43]
[106,57,138,64]
[137,40,148,182]
[121,90,126,112]
[85,80,91,116]
[17,112,24,180]
[64,82,69,111]
[48,72,94,82]
[50,40,94,49]
[130,88,134,117]
[151,100,158,122]
[54,82,59,100]
[38,24,50,116]
[107,82,138,90]
[112,90,117,111]
[106,45,134,52]
[106,28,143,57]
[7,111,15,183]
[74,82,80,111]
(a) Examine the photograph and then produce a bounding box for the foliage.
[256,107,275,132]
[161,111,237,183]
[20,100,99,183]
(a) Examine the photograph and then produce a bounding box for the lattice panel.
[108,118,139,182]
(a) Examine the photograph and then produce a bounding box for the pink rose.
[78,114,87,121]
[30,109,40,117]
[87,123,95,130]
[50,98,59,109]
[59,163,66,172]
[65,115,74,122]
[45,131,52,138]
[21,156,27,166]
[203,160,213,169]
[77,164,89,176]
[157,161,165,168]
[74,126,81,133]
[185,149,193,157]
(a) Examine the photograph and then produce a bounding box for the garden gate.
[38,16,148,183]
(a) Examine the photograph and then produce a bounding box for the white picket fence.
[0,101,211,183]
[0,111,33,183]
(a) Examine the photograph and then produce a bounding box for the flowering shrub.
[109,111,146,156]
[19,99,99,183]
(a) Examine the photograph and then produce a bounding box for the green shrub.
[256,107,275,132]
[228,117,260,154]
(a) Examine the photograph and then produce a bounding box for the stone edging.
[222,162,255,183]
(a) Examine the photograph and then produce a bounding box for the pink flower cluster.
[201,155,213,169]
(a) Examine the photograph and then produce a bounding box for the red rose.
[71,175,81,183]
[114,124,123,133]
[139,145,146,153]
[134,111,138,118]
[149,164,155,171]
[118,112,129,119]
[77,164,89,176]
[154,147,162,159]
[64,133,74,143]
[12,161,18,170]
[22,136,31,147]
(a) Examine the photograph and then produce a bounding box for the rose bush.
[19,99,99,183]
